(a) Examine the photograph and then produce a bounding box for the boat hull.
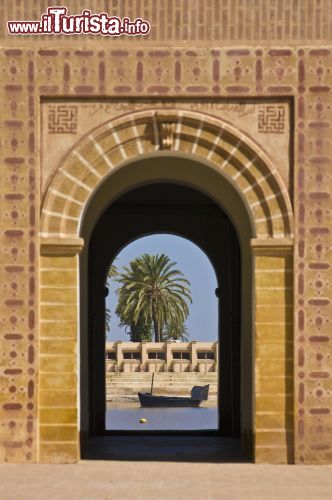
[138,392,202,407]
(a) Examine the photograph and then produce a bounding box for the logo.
[8,7,150,36]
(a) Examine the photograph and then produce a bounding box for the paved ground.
[0,461,332,499]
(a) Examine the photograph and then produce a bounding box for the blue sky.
[105,234,218,342]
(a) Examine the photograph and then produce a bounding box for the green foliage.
[126,314,152,342]
[162,320,189,342]
[115,253,192,342]
[105,260,119,336]
[108,262,118,280]
[105,307,111,334]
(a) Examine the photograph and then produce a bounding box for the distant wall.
[105,341,218,373]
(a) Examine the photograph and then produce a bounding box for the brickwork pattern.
[295,48,332,464]
[0,49,37,463]
[254,254,293,463]
[1,0,332,44]
[0,19,331,465]
[39,255,79,463]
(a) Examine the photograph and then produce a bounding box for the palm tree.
[124,313,152,342]
[108,262,118,280]
[162,320,189,342]
[115,254,192,342]
[105,307,111,334]
[105,261,118,335]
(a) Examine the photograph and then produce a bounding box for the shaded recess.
[81,181,245,461]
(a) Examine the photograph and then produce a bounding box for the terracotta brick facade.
[0,0,331,464]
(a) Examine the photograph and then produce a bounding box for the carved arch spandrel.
[40,109,293,240]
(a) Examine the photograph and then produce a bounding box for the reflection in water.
[106,405,218,431]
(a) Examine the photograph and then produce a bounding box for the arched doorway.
[75,155,254,460]
[88,182,241,444]
[39,110,293,463]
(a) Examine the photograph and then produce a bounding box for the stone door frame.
[39,109,293,463]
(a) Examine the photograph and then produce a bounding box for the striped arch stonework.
[40,109,293,241]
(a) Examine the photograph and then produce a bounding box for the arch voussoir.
[41,109,293,240]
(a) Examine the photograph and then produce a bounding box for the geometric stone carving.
[258,105,285,134]
[48,105,78,134]
[154,111,176,149]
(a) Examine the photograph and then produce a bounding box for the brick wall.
[0,0,332,44]
[0,1,331,464]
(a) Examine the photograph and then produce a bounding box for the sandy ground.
[0,462,331,499]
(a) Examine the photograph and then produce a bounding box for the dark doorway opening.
[82,182,243,460]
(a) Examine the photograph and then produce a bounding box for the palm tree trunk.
[152,307,160,342]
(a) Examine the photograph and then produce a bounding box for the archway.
[39,110,294,463]
[89,183,240,442]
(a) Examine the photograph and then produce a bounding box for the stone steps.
[106,378,217,381]
[106,384,218,388]
[106,372,218,397]
[106,381,218,384]
[107,373,217,379]
[106,377,217,383]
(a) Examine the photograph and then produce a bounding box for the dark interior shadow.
[81,182,250,462]
[83,436,245,463]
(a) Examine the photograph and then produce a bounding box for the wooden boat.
[138,390,206,407]
[138,376,209,407]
